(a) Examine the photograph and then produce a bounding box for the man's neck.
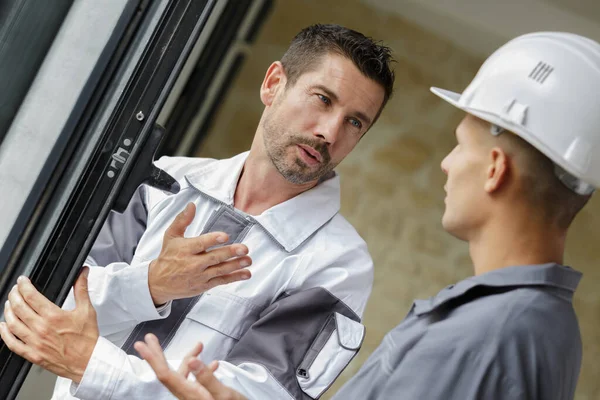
[468,214,567,276]
[233,151,318,216]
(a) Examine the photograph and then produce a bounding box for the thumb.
[165,203,196,239]
[74,266,92,308]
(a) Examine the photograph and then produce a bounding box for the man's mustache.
[291,136,331,164]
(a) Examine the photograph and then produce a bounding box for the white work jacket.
[52,152,373,399]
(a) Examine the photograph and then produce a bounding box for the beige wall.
[196,1,600,398]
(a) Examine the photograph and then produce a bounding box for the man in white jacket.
[0,24,395,399]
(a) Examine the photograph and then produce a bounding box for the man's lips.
[297,144,323,163]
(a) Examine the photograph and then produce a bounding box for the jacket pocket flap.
[335,312,365,350]
[186,290,261,340]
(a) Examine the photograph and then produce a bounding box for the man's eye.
[349,118,362,129]
[318,94,331,105]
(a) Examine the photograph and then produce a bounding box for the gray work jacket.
[334,263,582,400]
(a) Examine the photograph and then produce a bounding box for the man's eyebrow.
[312,84,339,102]
[312,84,372,126]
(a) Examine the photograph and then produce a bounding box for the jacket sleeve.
[69,337,181,400]
[62,184,172,338]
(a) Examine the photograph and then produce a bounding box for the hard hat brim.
[430,87,461,108]
[430,86,506,127]
[430,86,500,126]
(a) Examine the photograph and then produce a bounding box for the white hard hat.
[431,32,600,195]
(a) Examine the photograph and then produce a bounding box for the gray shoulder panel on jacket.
[226,287,360,400]
[88,184,148,266]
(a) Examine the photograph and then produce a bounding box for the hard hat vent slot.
[529,61,554,84]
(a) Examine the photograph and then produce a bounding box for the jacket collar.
[413,263,582,316]
[184,152,341,252]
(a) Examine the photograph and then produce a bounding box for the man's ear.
[484,147,509,193]
[260,61,286,107]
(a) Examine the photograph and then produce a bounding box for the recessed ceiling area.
[361,0,600,57]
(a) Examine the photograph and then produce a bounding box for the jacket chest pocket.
[168,289,262,362]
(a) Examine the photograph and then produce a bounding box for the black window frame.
[0,1,217,397]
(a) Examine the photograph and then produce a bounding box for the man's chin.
[441,215,468,242]
[279,167,320,186]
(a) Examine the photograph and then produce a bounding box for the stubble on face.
[262,106,335,185]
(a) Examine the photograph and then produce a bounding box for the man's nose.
[314,116,344,145]
[441,156,450,175]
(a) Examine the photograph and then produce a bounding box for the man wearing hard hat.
[70,31,600,399]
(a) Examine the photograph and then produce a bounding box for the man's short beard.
[262,112,335,185]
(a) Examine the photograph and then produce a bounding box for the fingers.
[208,361,219,373]
[133,341,156,367]
[190,241,249,268]
[206,269,252,290]
[137,344,189,399]
[8,285,41,329]
[189,359,244,399]
[16,276,59,316]
[0,322,36,363]
[146,333,164,356]
[203,257,252,280]
[188,359,219,389]
[165,203,196,239]
[134,334,165,366]
[73,267,92,309]
[186,232,231,254]
[207,244,249,265]
[177,342,204,376]
[135,334,172,383]
[136,335,214,400]
[3,301,32,342]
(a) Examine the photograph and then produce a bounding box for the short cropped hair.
[502,133,591,229]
